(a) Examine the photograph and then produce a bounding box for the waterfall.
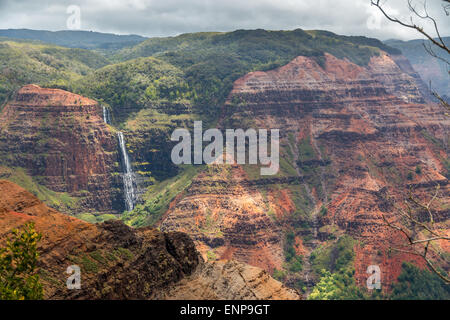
[101,105,136,211]
[117,132,136,211]
[102,105,111,125]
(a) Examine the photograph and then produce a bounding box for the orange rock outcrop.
[0,85,123,213]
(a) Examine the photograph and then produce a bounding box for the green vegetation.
[308,248,450,300]
[115,247,134,260]
[287,256,304,273]
[207,250,217,261]
[421,129,446,149]
[294,137,333,200]
[0,166,81,213]
[89,251,107,265]
[272,269,287,282]
[71,57,199,182]
[81,255,99,273]
[116,29,393,116]
[123,107,199,181]
[0,39,109,103]
[390,263,450,300]
[0,29,146,51]
[0,29,397,118]
[75,213,118,224]
[297,137,316,162]
[122,165,201,227]
[199,209,224,237]
[287,184,315,221]
[0,222,44,300]
[310,235,355,275]
[1,28,445,300]
[0,29,398,218]
[75,213,97,224]
[73,57,192,124]
[308,236,375,300]
[241,155,299,180]
[308,267,368,300]
[284,232,304,272]
[443,158,450,179]
[415,165,422,174]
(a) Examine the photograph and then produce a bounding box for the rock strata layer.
[0,180,300,300]
[161,52,449,289]
[0,85,123,214]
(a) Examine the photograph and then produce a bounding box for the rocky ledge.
[0,180,300,300]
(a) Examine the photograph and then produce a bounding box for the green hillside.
[73,56,191,123]
[0,39,110,105]
[116,29,398,114]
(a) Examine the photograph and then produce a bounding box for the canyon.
[159,52,449,290]
[0,179,299,299]
[0,29,448,298]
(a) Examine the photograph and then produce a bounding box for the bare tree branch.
[373,0,450,285]
[372,0,450,112]
[371,0,450,55]
[382,184,449,283]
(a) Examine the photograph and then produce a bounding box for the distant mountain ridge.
[385,37,450,97]
[0,29,147,50]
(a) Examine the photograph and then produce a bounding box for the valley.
[0,28,448,300]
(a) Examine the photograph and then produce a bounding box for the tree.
[308,267,370,300]
[372,0,450,283]
[0,222,44,300]
[391,262,450,300]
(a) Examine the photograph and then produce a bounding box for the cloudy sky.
[0,0,448,40]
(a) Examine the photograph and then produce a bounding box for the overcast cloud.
[0,0,448,40]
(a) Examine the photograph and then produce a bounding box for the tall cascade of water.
[117,132,136,211]
[102,105,111,125]
[102,105,136,211]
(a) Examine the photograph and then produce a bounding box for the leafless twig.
[382,184,449,283]
[371,0,450,56]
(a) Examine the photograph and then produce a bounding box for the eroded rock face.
[231,52,449,287]
[156,260,300,300]
[160,165,284,273]
[161,52,449,289]
[0,85,123,214]
[0,180,299,300]
[0,180,198,299]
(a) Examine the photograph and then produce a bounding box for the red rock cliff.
[161,52,449,291]
[0,85,123,214]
